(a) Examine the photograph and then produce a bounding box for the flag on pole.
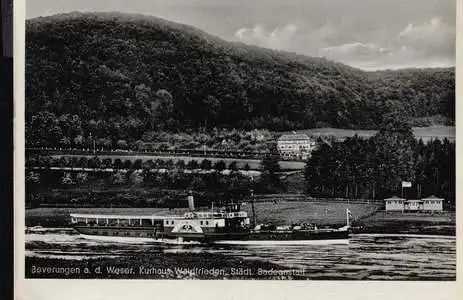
[346,208,353,218]
[402,181,412,188]
[346,208,353,227]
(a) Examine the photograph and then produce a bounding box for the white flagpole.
[346,209,350,227]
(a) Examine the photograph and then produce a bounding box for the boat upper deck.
[70,213,181,220]
[70,210,248,221]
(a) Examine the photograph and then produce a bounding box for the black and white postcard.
[17,0,459,299]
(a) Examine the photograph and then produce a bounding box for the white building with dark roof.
[277,133,316,160]
[384,196,406,212]
[384,195,444,212]
[421,195,444,212]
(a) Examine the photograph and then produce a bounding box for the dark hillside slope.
[26,12,454,146]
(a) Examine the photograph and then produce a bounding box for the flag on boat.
[402,181,412,188]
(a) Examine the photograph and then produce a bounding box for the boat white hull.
[78,233,349,245]
[212,239,350,245]
[78,234,198,244]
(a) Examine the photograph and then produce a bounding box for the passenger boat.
[70,192,350,244]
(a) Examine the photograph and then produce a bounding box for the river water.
[25,227,455,280]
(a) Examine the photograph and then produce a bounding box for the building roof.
[384,196,405,201]
[278,134,310,141]
[421,195,444,200]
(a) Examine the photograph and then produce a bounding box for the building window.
[200,221,203,225]
[206,221,209,225]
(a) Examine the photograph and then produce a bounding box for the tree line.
[304,121,455,208]
[26,155,253,172]
[25,110,273,152]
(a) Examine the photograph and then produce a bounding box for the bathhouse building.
[384,195,444,213]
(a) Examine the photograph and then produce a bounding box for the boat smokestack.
[187,191,195,210]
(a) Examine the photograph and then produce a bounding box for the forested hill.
[26,12,454,145]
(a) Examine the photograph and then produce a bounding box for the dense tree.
[228,161,238,171]
[132,159,143,170]
[176,160,186,169]
[101,158,113,169]
[200,159,212,170]
[129,171,144,186]
[123,160,132,169]
[304,124,455,207]
[259,142,284,193]
[111,171,126,185]
[213,160,226,172]
[113,158,123,169]
[88,156,101,169]
[186,160,199,170]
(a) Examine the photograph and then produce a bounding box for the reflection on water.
[25,227,456,280]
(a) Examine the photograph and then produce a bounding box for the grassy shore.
[355,211,455,235]
[25,201,455,235]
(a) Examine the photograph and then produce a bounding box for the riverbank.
[353,211,455,235]
[24,203,455,235]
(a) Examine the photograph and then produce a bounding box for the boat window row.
[182,211,248,219]
[88,230,158,237]
[73,217,158,227]
[162,219,212,226]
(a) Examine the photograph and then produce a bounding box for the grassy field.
[25,201,382,227]
[283,125,455,142]
[249,201,380,226]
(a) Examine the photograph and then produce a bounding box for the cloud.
[395,17,455,56]
[320,43,392,70]
[234,18,454,70]
[234,24,299,50]
[398,18,445,42]
[233,22,338,56]
[323,43,390,58]
[319,18,455,70]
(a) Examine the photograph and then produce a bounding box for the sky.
[26,0,456,70]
